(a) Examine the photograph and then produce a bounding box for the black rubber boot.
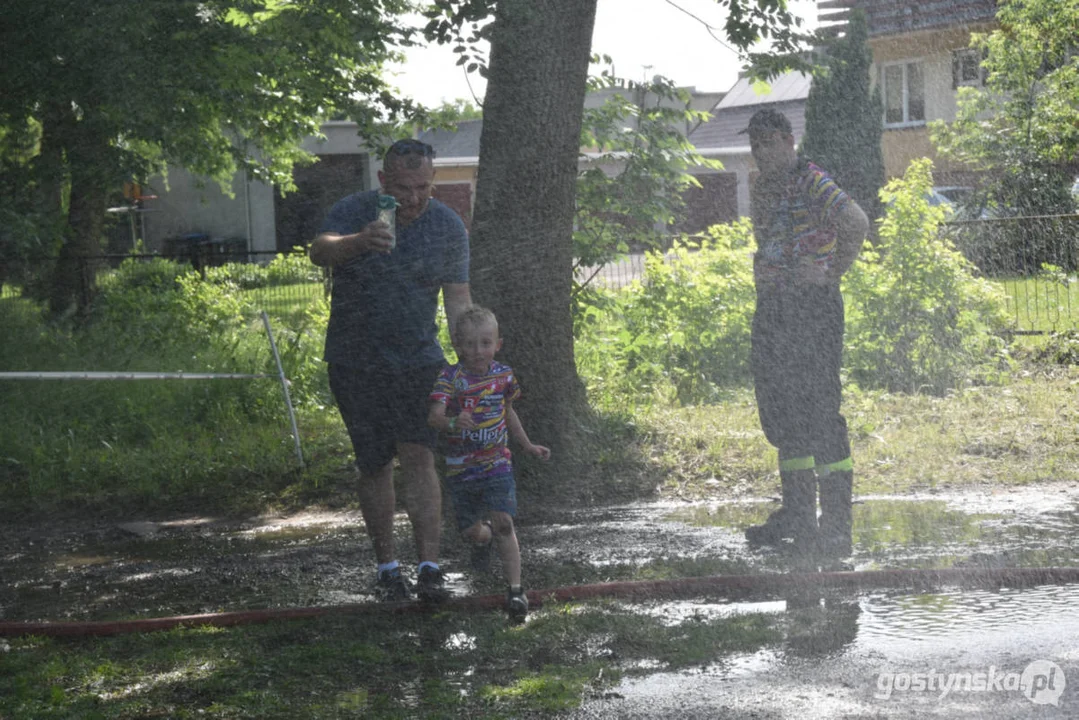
[745,469,818,546]
[817,470,853,557]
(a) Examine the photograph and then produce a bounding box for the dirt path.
[3,483,1078,622]
[3,483,1078,717]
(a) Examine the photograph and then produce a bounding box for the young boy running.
[428,306,550,622]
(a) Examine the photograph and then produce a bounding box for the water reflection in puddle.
[583,582,1079,718]
[636,599,786,626]
[857,583,1079,658]
[663,492,1079,570]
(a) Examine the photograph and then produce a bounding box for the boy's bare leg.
[464,520,493,545]
[397,442,442,564]
[490,511,521,587]
[356,461,397,564]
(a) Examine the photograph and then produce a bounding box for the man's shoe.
[815,532,853,558]
[374,567,411,602]
[744,508,795,546]
[416,565,450,604]
[506,587,529,623]
[746,469,818,547]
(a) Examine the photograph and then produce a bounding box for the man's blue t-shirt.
[320,190,469,369]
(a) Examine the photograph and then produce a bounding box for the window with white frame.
[880,60,926,127]
[953,48,985,87]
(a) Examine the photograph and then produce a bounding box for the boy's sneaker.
[374,567,411,602]
[506,587,529,623]
[416,565,450,604]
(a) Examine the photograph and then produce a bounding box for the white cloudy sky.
[385,0,820,107]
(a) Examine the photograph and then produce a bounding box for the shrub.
[90,257,253,352]
[1034,329,1079,366]
[204,261,270,290]
[843,159,1012,393]
[576,220,756,408]
[265,249,324,286]
[201,251,324,290]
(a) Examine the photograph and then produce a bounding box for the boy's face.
[455,319,501,374]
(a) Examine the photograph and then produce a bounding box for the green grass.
[626,363,1079,500]
[0,294,344,515]
[4,266,1079,716]
[0,605,784,719]
[995,274,1079,334]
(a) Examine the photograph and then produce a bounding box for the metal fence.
[576,217,1079,335]
[4,220,1077,335]
[943,214,1079,334]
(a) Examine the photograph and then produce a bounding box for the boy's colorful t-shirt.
[429,362,521,482]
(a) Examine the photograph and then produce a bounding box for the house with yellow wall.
[820,0,998,184]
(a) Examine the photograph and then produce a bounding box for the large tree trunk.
[48,115,109,318]
[470,0,598,464]
[50,174,107,317]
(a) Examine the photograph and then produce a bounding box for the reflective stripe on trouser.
[817,457,853,475]
[752,283,851,468]
[779,456,815,472]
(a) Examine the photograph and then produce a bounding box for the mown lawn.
[997,273,1079,334]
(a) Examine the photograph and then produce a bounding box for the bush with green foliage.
[92,257,253,347]
[1034,328,1079,366]
[0,255,334,510]
[843,159,1012,393]
[576,220,756,409]
[577,163,1013,407]
[203,250,326,290]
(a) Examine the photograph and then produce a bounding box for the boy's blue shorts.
[447,471,517,532]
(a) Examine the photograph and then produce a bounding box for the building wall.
[677,172,739,233]
[434,166,476,184]
[143,121,375,255]
[870,22,995,179]
[141,167,274,253]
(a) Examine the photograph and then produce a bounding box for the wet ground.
[2,482,1078,717]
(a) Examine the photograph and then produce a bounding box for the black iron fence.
[4,221,1077,335]
[0,249,326,318]
[943,214,1079,334]
[121,249,329,316]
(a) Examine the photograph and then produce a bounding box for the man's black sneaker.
[374,567,411,602]
[506,588,529,623]
[416,565,450,604]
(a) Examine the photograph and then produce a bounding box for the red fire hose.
[3,565,1077,638]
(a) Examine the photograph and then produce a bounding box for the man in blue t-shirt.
[310,139,471,603]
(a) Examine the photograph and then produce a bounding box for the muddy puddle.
[2,483,1078,716]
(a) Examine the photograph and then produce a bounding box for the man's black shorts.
[328,362,444,474]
